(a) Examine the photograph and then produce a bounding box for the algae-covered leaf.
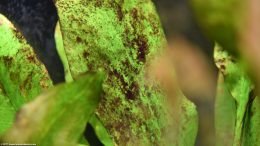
[55,0,181,145]
[0,15,53,134]
[1,72,104,146]
[214,45,253,145]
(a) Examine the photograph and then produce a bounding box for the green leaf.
[0,94,16,134]
[214,45,253,145]
[242,95,260,145]
[55,0,178,145]
[215,73,236,146]
[89,115,114,146]
[1,72,104,146]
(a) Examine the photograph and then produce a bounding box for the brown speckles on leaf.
[2,56,13,67]
[220,64,226,70]
[76,36,82,43]
[83,50,90,58]
[114,3,124,21]
[131,8,138,20]
[12,29,25,44]
[133,36,149,62]
[109,69,139,100]
[94,0,102,7]
[126,82,139,100]
[19,72,33,94]
[26,55,37,64]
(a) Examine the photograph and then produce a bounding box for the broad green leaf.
[1,72,104,146]
[56,0,197,145]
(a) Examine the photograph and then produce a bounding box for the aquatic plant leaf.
[214,45,256,146]
[56,0,197,145]
[88,116,114,146]
[215,73,236,146]
[242,96,260,145]
[1,72,104,146]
